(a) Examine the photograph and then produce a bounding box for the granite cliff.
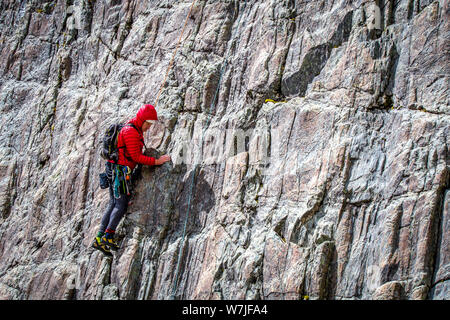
[0,0,448,300]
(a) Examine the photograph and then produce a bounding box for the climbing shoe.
[101,236,120,251]
[92,237,113,257]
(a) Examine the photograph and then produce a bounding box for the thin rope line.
[171,164,197,299]
[170,0,248,300]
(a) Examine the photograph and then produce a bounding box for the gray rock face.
[0,0,448,300]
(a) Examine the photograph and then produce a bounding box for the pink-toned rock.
[0,0,447,301]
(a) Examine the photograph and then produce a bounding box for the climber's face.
[142,121,151,132]
[142,120,158,132]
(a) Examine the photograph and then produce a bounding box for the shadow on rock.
[122,148,216,241]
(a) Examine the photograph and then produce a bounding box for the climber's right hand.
[155,154,171,165]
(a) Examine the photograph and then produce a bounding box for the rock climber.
[92,104,171,257]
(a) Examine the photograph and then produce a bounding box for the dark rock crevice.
[281,10,354,98]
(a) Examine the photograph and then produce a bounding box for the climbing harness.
[170,0,248,300]
[112,164,132,199]
[99,122,140,196]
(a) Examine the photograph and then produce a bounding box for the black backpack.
[100,123,138,163]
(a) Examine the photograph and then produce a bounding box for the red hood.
[127,116,144,133]
[127,104,158,132]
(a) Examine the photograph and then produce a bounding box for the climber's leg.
[100,193,129,250]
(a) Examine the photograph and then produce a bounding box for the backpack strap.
[117,124,138,148]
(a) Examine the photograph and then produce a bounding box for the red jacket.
[108,105,157,169]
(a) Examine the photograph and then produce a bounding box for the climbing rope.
[171,164,198,299]
[170,0,248,299]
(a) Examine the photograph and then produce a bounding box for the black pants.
[99,162,131,233]
[99,184,130,232]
